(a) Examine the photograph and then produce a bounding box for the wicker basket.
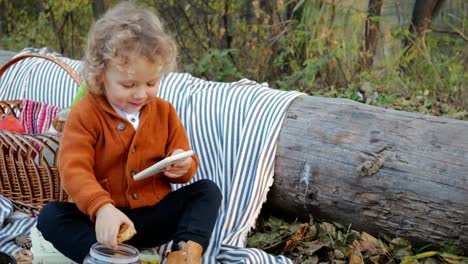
[0,53,82,210]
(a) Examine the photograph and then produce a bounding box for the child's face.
[102,56,161,113]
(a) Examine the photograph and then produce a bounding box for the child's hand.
[95,203,136,249]
[163,149,193,178]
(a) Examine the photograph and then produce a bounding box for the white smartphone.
[132,150,194,181]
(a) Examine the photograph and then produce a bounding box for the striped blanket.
[0,48,303,263]
[158,74,302,263]
[0,196,36,256]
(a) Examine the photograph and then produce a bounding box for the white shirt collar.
[109,102,140,130]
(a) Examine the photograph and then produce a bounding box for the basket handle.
[0,52,82,86]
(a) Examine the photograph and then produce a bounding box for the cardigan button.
[132,192,139,200]
[132,146,137,153]
[117,123,126,131]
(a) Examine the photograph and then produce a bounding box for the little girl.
[37,2,222,264]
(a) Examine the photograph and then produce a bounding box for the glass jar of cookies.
[83,243,140,264]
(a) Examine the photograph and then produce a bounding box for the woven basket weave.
[0,53,82,210]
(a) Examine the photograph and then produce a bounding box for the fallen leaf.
[390,238,413,259]
[358,240,378,255]
[349,241,364,264]
[282,223,310,253]
[302,240,326,255]
[439,253,468,264]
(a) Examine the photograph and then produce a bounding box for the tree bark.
[35,0,44,14]
[0,0,11,35]
[91,0,106,20]
[220,0,232,50]
[403,0,446,48]
[359,0,383,71]
[266,95,468,251]
[44,6,69,54]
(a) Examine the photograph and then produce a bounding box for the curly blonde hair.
[82,1,177,94]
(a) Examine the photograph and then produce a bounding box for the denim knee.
[196,179,222,203]
[37,202,60,236]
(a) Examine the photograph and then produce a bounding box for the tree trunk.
[35,0,44,14]
[0,0,11,35]
[266,95,468,251]
[403,0,446,48]
[220,0,232,50]
[359,0,383,71]
[91,0,106,20]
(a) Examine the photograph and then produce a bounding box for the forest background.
[0,0,467,263]
[0,0,467,120]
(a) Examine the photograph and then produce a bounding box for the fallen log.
[267,95,468,251]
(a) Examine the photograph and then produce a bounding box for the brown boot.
[165,240,203,264]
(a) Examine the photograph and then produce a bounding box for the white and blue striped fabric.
[0,196,37,255]
[158,73,302,263]
[0,48,304,263]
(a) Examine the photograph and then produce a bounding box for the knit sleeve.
[59,98,114,221]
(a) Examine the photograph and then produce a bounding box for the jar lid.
[89,243,140,263]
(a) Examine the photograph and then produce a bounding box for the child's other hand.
[95,203,136,249]
[163,149,193,178]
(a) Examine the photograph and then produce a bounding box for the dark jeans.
[37,179,222,263]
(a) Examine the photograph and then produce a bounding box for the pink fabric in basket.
[19,100,62,134]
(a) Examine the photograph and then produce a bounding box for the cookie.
[117,225,136,244]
